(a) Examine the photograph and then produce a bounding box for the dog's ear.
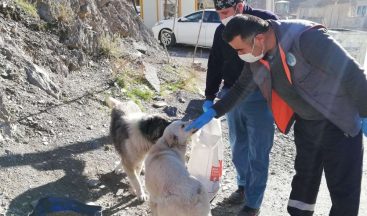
[140,116,171,143]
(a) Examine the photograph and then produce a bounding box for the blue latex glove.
[185,108,217,131]
[202,100,214,112]
[362,118,367,136]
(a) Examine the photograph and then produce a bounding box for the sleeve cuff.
[205,95,216,101]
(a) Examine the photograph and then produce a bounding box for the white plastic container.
[187,119,224,201]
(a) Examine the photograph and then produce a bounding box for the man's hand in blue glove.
[202,100,214,112]
[185,108,217,131]
[362,118,367,136]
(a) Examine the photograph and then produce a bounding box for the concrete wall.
[329,30,367,69]
[142,0,196,29]
[181,0,196,17]
[297,1,367,30]
[142,0,158,29]
[248,0,268,10]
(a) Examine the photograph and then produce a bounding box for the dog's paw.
[137,193,148,202]
[114,168,123,175]
[113,161,123,174]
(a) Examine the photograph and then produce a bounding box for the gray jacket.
[213,19,367,136]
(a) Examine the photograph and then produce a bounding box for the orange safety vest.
[259,44,295,134]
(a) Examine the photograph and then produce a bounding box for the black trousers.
[287,116,363,216]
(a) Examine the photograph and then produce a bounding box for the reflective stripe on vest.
[259,45,295,134]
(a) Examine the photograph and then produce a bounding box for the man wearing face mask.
[203,0,277,215]
[187,15,367,216]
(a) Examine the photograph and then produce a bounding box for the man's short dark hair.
[222,15,270,43]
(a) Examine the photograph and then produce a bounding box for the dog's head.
[139,115,171,143]
[163,120,197,147]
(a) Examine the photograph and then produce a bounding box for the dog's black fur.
[110,109,170,154]
[139,115,171,143]
[110,109,129,154]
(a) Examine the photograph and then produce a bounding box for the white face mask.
[238,39,264,63]
[221,15,234,26]
[220,6,239,26]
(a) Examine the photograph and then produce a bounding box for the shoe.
[224,187,245,205]
[237,206,260,216]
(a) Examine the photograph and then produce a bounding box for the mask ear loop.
[251,35,265,57]
[250,37,256,54]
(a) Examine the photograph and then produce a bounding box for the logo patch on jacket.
[286,52,297,67]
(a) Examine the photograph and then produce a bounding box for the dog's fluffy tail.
[106,97,142,114]
[106,97,121,109]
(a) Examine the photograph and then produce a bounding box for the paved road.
[168,45,210,67]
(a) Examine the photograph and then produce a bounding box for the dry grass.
[109,60,200,104]
[98,33,122,58]
[160,65,200,96]
[48,1,74,23]
[111,59,154,102]
[14,0,38,17]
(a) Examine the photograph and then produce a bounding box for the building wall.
[297,1,367,30]
[181,0,196,17]
[329,30,367,67]
[142,0,196,28]
[142,0,158,29]
[247,0,267,10]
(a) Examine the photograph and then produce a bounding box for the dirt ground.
[1,44,366,216]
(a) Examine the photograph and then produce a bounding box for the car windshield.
[203,11,220,23]
[184,12,203,22]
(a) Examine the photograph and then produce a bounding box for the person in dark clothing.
[202,1,277,215]
[187,15,367,216]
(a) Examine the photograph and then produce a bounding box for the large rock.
[133,41,148,54]
[143,62,160,92]
[25,62,61,99]
[36,1,53,22]
[0,94,9,122]
[35,0,160,54]
[0,94,11,140]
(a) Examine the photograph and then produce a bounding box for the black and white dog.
[107,97,170,201]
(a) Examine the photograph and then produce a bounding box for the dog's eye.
[181,124,185,129]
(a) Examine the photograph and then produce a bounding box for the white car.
[152,9,221,48]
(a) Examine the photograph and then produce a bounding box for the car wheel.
[159,29,176,47]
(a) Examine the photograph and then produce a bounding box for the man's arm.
[205,26,225,101]
[300,28,367,117]
[212,64,257,116]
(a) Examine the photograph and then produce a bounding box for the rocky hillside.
[0,0,198,141]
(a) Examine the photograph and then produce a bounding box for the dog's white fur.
[107,97,170,201]
[145,120,210,216]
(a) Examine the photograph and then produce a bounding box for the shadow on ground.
[211,199,243,216]
[167,45,210,59]
[0,136,143,214]
[182,99,204,121]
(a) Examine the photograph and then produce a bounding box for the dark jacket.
[213,20,367,136]
[205,6,278,101]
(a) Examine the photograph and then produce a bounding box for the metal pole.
[172,0,178,32]
[193,0,206,64]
